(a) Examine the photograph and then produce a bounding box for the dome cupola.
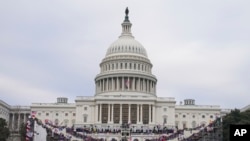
[105,7,148,58]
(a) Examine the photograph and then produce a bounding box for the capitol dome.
[106,36,148,57]
[106,8,148,58]
[95,8,157,97]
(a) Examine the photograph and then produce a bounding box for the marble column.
[154,83,156,93]
[17,113,20,130]
[106,78,108,91]
[100,104,102,123]
[95,105,98,122]
[24,113,27,123]
[119,104,122,124]
[137,104,139,124]
[128,104,131,123]
[128,77,130,90]
[117,77,120,91]
[111,104,114,123]
[102,80,104,92]
[138,78,141,91]
[152,105,155,124]
[112,78,114,91]
[149,105,151,124]
[12,113,15,130]
[140,104,143,124]
[12,113,14,130]
[132,77,135,91]
[143,79,146,92]
[108,104,110,123]
[136,78,139,91]
[122,77,124,91]
[147,80,149,93]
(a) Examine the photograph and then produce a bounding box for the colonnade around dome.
[95,76,156,95]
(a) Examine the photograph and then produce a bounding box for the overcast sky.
[0,0,249,109]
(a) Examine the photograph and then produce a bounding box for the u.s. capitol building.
[1,8,222,134]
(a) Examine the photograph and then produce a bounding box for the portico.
[96,103,155,125]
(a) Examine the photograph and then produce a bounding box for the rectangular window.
[183,123,187,129]
[164,117,167,124]
[84,116,87,123]
[73,113,76,116]
[46,113,49,116]
[84,107,87,110]
[65,113,68,116]
[164,108,167,112]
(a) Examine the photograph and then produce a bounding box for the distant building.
[0,100,30,131]
[240,104,250,112]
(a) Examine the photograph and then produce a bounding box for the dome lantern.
[120,7,134,38]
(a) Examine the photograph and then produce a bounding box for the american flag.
[125,79,130,88]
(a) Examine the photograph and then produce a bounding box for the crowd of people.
[28,116,221,141]
[64,125,186,141]
[179,117,222,141]
[69,125,177,135]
